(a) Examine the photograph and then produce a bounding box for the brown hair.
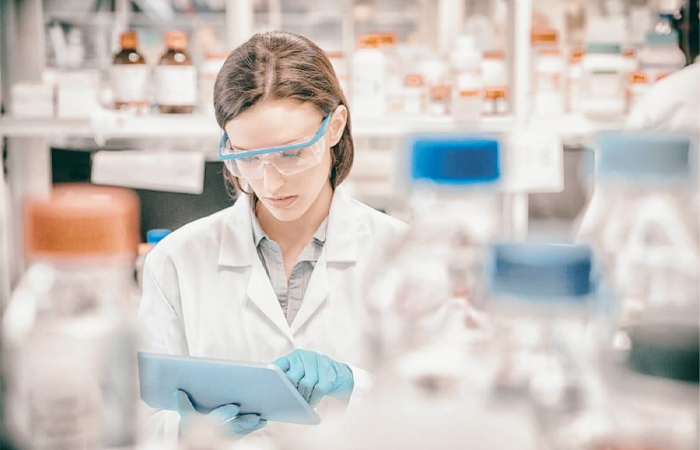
[214,31,354,198]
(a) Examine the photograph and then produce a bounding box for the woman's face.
[224,98,346,222]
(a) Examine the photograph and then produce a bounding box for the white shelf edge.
[1,113,629,141]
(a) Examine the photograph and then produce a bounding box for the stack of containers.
[3,185,141,450]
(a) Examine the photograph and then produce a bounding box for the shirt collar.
[250,208,329,248]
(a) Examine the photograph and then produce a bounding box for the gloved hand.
[174,390,266,438]
[273,349,354,407]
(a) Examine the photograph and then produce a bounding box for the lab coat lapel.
[291,186,359,334]
[290,253,329,335]
[246,257,295,344]
[218,194,294,343]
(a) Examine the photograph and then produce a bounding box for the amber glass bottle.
[112,31,149,111]
[155,31,197,114]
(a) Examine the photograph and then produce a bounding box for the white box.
[11,81,54,117]
[56,70,100,119]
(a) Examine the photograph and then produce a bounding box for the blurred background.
[0,1,698,449]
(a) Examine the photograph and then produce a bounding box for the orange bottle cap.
[404,74,424,87]
[630,71,648,84]
[570,48,584,62]
[357,34,381,49]
[531,29,558,45]
[376,32,398,46]
[430,86,451,100]
[120,31,139,50]
[483,50,505,60]
[165,31,188,51]
[458,89,480,98]
[25,184,140,260]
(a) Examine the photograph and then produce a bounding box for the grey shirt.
[251,211,328,325]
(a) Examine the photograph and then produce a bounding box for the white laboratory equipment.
[365,134,503,400]
[3,184,141,450]
[576,132,698,345]
[580,43,626,117]
[351,34,387,119]
[486,243,599,450]
[450,35,483,123]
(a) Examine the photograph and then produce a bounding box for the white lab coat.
[626,62,700,135]
[138,185,407,445]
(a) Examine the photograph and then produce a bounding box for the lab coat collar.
[324,185,358,263]
[218,193,257,267]
[218,186,358,267]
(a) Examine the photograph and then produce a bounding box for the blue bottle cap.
[595,132,692,180]
[147,229,171,245]
[408,135,500,185]
[645,30,679,46]
[584,42,622,55]
[491,243,593,299]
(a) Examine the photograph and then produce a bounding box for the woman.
[139,31,406,442]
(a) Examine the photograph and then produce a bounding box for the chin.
[266,200,310,222]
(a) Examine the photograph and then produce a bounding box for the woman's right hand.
[174,390,267,438]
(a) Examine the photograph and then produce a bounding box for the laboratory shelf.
[0,113,221,140]
[0,113,629,142]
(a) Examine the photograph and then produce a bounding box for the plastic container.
[487,243,599,450]
[450,35,482,123]
[567,49,584,113]
[402,74,425,115]
[376,33,403,115]
[199,52,227,117]
[581,43,626,117]
[576,132,698,344]
[639,29,686,84]
[112,30,149,113]
[533,48,565,116]
[365,134,503,398]
[351,34,387,119]
[156,31,197,114]
[481,51,507,115]
[3,184,141,450]
[627,71,648,113]
[327,51,349,96]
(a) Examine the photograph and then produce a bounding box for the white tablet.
[138,352,321,425]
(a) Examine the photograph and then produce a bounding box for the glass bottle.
[485,243,603,450]
[365,134,503,400]
[156,31,197,114]
[112,30,149,113]
[3,184,141,450]
[576,132,698,349]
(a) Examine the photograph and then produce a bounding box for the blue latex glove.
[174,390,266,438]
[273,349,354,407]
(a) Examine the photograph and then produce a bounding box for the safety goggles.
[219,114,331,179]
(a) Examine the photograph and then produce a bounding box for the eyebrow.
[229,130,316,152]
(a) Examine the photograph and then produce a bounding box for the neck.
[256,182,333,249]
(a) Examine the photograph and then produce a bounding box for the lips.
[265,195,298,208]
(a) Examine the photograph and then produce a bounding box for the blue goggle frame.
[219,114,332,161]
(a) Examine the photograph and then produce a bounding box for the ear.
[327,105,348,148]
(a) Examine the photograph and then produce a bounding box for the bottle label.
[112,65,149,104]
[155,65,197,107]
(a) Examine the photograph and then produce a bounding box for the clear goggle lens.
[222,138,326,179]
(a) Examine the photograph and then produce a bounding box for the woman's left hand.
[273,349,354,407]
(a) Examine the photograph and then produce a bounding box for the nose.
[262,162,285,193]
